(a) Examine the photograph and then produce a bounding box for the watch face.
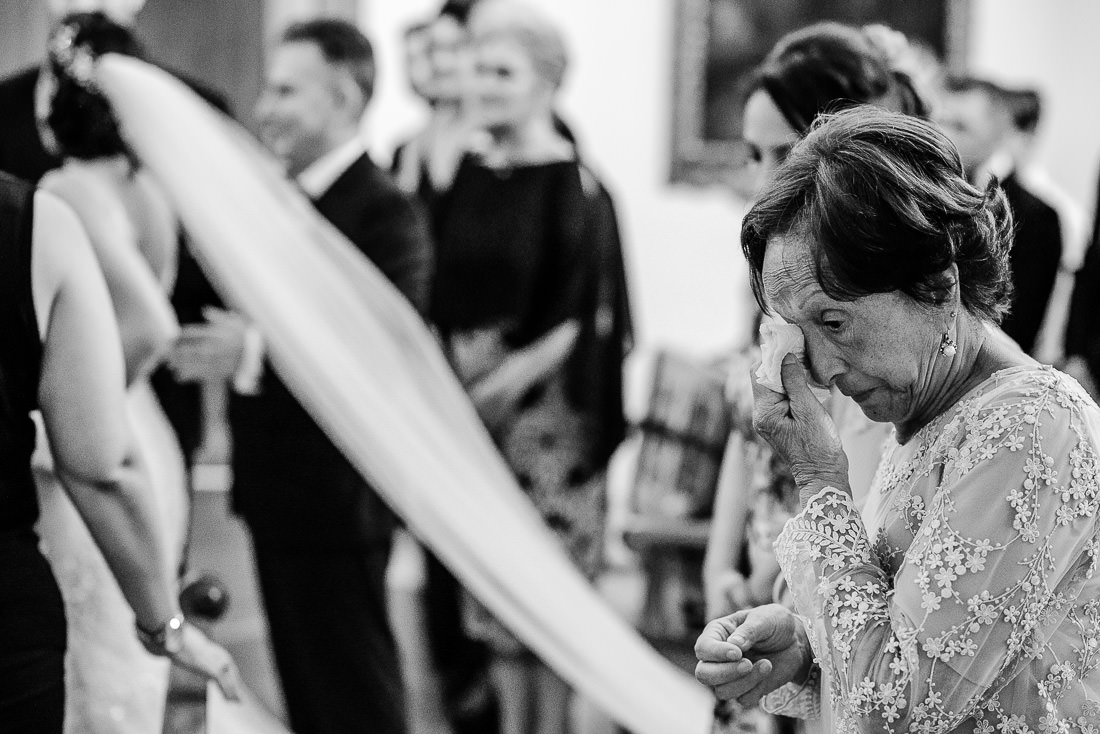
[165,616,185,654]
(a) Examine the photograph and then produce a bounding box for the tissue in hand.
[755,318,805,394]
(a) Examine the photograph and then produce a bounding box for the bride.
[32,12,190,732]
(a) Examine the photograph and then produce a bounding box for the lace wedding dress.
[769,365,1100,733]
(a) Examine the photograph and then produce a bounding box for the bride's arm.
[31,191,239,697]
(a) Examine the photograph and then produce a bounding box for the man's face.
[255,41,342,176]
[936,89,1007,175]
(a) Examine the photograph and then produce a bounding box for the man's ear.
[332,71,366,120]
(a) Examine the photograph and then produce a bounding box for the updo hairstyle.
[45,11,144,161]
[742,106,1014,323]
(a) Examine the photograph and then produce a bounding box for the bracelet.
[136,613,185,656]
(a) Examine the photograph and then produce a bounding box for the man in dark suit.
[1064,170,1100,397]
[938,76,1063,356]
[168,19,432,734]
[0,66,60,181]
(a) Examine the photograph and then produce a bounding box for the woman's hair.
[742,106,1014,323]
[469,0,568,89]
[751,21,929,136]
[46,11,145,161]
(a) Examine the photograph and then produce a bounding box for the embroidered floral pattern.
[774,366,1100,732]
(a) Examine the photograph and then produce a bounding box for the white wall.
[968,0,1100,220]
[361,0,751,417]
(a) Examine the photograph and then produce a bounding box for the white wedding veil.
[95,55,712,734]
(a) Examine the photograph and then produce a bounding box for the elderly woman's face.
[471,36,552,133]
[761,233,945,425]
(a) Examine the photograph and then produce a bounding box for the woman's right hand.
[170,623,243,702]
[751,354,849,495]
[695,604,813,709]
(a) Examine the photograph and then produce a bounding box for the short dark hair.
[742,106,1014,323]
[750,22,929,136]
[47,11,145,161]
[282,18,375,103]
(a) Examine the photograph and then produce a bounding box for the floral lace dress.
[768,365,1100,733]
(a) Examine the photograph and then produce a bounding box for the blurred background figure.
[391,2,480,204]
[937,75,1064,357]
[166,17,434,734]
[1064,169,1100,400]
[999,86,1091,365]
[423,1,632,733]
[30,12,191,733]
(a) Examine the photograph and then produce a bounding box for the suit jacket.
[1065,170,1100,379]
[999,172,1063,355]
[0,66,61,182]
[230,153,434,548]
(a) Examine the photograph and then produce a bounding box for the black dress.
[431,154,631,583]
[0,173,67,732]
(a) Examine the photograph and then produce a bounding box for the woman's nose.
[803,333,844,388]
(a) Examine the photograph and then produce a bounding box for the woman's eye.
[822,318,844,333]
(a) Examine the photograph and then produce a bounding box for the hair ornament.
[49,23,97,90]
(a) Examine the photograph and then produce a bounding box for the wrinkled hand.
[167,307,247,383]
[751,354,848,493]
[695,604,812,708]
[171,622,243,702]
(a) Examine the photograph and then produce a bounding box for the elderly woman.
[696,106,1100,733]
[705,20,926,622]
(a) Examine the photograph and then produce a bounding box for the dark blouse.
[430,154,632,465]
[430,156,592,347]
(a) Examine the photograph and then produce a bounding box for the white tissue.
[755,317,805,394]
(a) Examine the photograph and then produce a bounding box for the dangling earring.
[939,332,957,358]
[939,310,958,358]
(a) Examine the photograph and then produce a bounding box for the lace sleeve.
[775,382,1100,733]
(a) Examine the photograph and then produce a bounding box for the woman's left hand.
[751,354,848,494]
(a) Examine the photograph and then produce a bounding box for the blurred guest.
[427,2,632,733]
[1001,87,1090,364]
[722,22,928,200]
[30,13,200,732]
[1064,169,1100,399]
[938,76,1063,356]
[167,18,432,734]
[392,4,481,205]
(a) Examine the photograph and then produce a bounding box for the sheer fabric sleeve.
[775,378,1100,732]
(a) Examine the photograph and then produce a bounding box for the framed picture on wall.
[668,0,970,186]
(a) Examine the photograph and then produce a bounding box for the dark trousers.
[252,538,405,734]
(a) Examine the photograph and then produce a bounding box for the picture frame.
[668,0,971,186]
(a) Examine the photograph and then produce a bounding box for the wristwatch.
[136,613,186,656]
